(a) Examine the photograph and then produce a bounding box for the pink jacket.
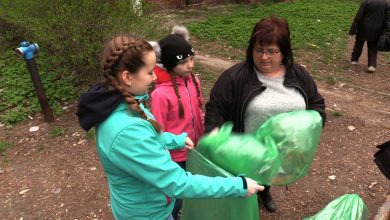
[151,67,204,162]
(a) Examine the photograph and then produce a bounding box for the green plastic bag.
[197,110,323,185]
[181,150,259,220]
[255,110,323,185]
[197,122,280,185]
[303,194,368,220]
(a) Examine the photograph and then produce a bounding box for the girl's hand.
[245,178,264,197]
[184,137,194,150]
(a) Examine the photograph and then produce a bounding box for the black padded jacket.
[204,62,326,133]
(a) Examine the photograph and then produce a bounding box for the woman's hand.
[245,178,264,197]
[209,127,219,135]
[184,137,194,150]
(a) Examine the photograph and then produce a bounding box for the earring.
[128,82,132,87]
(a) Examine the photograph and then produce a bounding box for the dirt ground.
[1,15,390,220]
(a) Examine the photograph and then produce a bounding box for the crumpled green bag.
[303,194,368,220]
[197,110,323,185]
[181,150,259,220]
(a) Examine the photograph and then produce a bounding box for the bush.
[0,0,164,124]
[0,0,162,84]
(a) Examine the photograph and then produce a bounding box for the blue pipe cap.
[15,41,39,60]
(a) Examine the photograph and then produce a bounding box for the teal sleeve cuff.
[177,132,188,148]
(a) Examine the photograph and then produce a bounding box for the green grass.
[86,128,96,140]
[37,144,45,152]
[50,127,66,138]
[0,141,12,154]
[189,0,359,61]
[332,111,343,117]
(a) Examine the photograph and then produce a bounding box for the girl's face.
[173,56,194,76]
[252,43,284,74]
[126,51,157,95]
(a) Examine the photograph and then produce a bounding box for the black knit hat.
[159,34,195,71]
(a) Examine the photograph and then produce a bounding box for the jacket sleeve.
[299,67,327,127]
[204,71,235,133]
[161,132,187,150]
[349,1,366,35]
[108,121,247,198]
[384,0,390,32]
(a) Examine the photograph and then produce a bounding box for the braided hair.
[170,70,204,119]
[190,73,203,110]
[101,33,161,132]
[170,73,185,118]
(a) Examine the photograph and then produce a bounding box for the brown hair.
[101,33,161,132]
[170,70,203,119]
[246,16,294,68]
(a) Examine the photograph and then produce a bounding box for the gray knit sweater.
[244,69,306,133]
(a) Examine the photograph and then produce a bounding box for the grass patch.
[188,0,359,66]
[332,111,343,117]
[37,144,45,152]
[86,129,96,140]
[50,127,66,138]
[0,141,12,154]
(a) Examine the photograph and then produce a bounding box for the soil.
[1,10,390,220]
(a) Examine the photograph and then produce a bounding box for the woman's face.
[127,51,157,95]
[252,43,283,74]
[173,56,194,76]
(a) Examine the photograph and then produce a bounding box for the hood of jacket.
[76,83,124,131]
[154,66,172,84]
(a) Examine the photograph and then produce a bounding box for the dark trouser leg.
[351,38,365,62]
[258,185,276,213]
[367,41,378,68]
[172,161,186,220]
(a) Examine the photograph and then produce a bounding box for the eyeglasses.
[254,48,280,56]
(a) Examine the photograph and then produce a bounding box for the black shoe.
[259,188,276,213]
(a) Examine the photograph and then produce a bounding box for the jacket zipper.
[239,87,264,132]
[284,84,309,108]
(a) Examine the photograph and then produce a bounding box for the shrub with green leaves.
[0,50,77,124]
[0,0,165,124]
[0,0,163,84]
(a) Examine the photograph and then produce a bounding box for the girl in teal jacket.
[76,33,264,220]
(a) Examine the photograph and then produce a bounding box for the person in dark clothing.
[205,16,326,213]
[349,0,389,73]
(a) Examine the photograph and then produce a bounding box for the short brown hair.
[246,16,294,68]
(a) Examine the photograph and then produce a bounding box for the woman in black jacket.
[349,0,388,73]
[205,16,326,213]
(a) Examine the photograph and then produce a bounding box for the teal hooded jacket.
[96,100,248,220]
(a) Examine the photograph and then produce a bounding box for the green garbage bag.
[255,110,323,185]
[197,110,323,186]
[197,122,280,185]
[303,194,368,220]
[181,150,259,220]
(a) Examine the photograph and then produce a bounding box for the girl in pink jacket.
[150,26,204,220]
[151,27,204,164]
